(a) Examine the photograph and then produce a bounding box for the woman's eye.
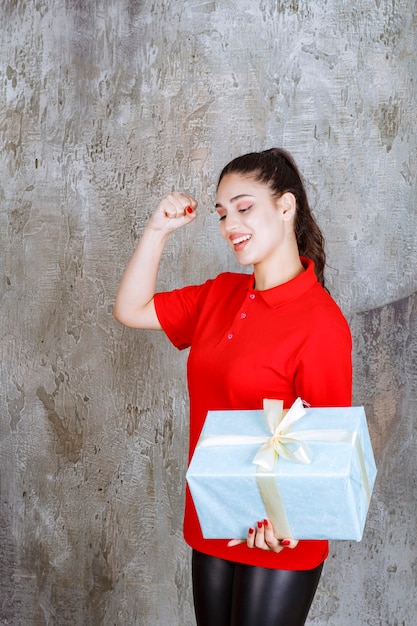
[239,205,253,213]
[218,214,226,221]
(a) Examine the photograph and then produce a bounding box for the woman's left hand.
[227,519,299,553]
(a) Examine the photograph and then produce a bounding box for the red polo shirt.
[154,258,352,570]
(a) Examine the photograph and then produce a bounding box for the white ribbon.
[197,398,312,469]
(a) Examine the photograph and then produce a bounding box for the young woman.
[113,148,352,626]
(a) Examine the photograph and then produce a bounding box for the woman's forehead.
[216,173,267,199]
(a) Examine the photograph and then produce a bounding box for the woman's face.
[215,172,294,269]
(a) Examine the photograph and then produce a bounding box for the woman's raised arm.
[113,192,197,329]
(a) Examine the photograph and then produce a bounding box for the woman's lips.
[230,233,252,251]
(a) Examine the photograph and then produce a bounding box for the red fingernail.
[257,521,263,529]
[280,539,291,546]
[249,527,255,535]
[185,206,193,214]
[264,519,269,527]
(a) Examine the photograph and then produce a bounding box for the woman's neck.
[253,250,304,291]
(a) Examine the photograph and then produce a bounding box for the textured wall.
[1,1,416,624]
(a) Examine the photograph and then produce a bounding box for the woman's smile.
[229,233,252,250]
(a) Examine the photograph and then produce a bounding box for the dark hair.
[217,148,326,288]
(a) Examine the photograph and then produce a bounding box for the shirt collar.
[246,257,318,308]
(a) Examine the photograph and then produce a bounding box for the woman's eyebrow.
[215,194,255,209]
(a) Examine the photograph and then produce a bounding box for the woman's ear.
[277,192,296,221]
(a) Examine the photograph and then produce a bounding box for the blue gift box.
[186,401,377,541]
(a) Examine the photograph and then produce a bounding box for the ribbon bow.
[252,398,311,470]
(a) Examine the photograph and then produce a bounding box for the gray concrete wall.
[1,1,416,624]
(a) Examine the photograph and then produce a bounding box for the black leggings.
[192,550,323,626]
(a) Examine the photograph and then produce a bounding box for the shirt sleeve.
[294,320,353,407]
[154,279,214,350]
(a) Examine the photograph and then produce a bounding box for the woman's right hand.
[113,191,197,329]
[147,191,198,235]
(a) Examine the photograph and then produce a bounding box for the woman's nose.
[223,212,241,232]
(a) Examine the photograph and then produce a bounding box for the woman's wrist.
[141,222,171,245]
